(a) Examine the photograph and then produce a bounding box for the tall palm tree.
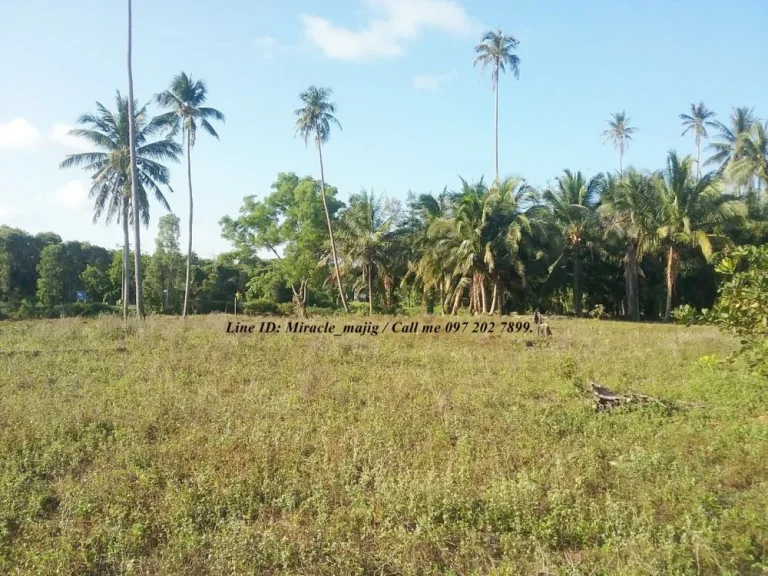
[126,0,144,317]
[599,169,660,320]
[295,86,349,313]
[337,190,395,315]
[544,170,605,316]
[680,102,717,177]
[60,92,181,320]
[602,111,638,174]
[473,29,521,181]
[706,106,756,174]
[728,120,768,196]
[656,151,746,320]
[155,72,225,319]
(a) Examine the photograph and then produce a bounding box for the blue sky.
[1,0,767,257]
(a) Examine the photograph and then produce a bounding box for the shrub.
[710,245,768,375]
[671,304,698,326]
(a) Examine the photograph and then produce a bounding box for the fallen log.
[587,381,706,412]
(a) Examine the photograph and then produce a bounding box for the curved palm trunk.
[626,242,640,321]
[126,0,144,319]
[573,250,583,317]
[317,141,349,313]
[664,246,679,321]
[182,135,193,319]
[122,199,130,321]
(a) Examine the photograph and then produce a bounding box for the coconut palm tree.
[473,29,521,181]
[680,102,718,177]
[599,169,661,320]
[294,86,349,313]
[126,0,144,317]
[60,92,181,320]
[404,190,453,314]
[155,72,225,319]
[483,176,535,314]
[728,120,768,196]
[602,111,638,174]
[543,170,605,316]
[337,190,395,315]
[656,151,746,320]
[706,106,756,175]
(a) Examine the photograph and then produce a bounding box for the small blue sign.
[76,291,86,302]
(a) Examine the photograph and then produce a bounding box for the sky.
[1,0,767,258]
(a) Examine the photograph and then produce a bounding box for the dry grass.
[0,314,766,575]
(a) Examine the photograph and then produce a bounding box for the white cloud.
[252,35,277,59]
[0,118,40,149]
[50,180,89,209]
[413,70,458,92]
[48,124,91,151]
[300,0,480,61]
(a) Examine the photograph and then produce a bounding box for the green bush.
[711,245,768,375]
[671,304,698,326]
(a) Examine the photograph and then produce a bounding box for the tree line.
[3,19,766,321]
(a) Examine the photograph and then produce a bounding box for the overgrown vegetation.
[0,316,765,574]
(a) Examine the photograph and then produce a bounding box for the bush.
[710,245,768,375]
[671,304,698,326]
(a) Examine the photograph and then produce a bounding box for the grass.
[0,315,766,575]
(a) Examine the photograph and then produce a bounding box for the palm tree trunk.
[696,136,701,179]
[494,81,499,181]
[452,286,463,316]
[627,243,639,321]
[126,0,144,319]
[122,200,130,321]
[182,134,193,319]
[496,278,503,315]
[573,252,582,317]
[480,274,488,314]
[439,282,445,317]
[664,247,678,321]
[489,281,497,315]
[367,265,373,316]
[317,141,349,313]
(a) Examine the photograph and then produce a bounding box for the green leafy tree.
[656,151,746,320]
[36,244,69,306]
[544,170,605,316]
[155,72,226,318]
[61,92,181,320]
[680,102,718,177]
[221,173,344,316]
[473,29,521,181]
[602,111,638,174]
[144,214,184,312]
[81,265,112,303]
[294,86,349,313]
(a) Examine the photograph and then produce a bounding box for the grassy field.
[0,315,766,575]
